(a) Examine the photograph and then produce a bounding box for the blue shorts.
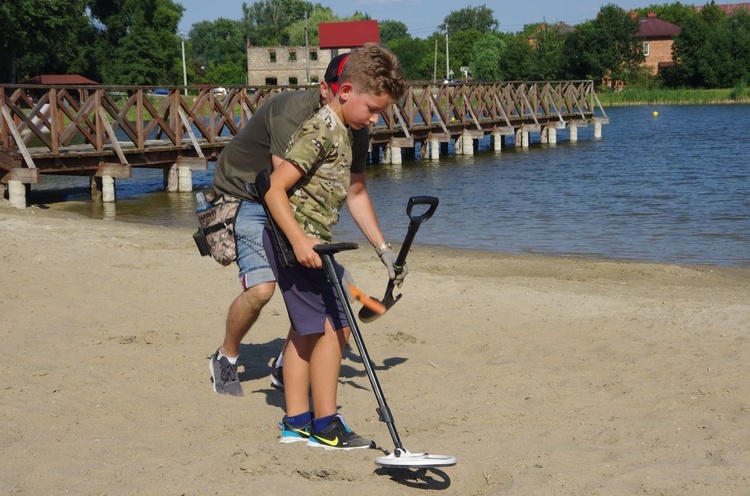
[263,229,348,336]
[235,201,276,289]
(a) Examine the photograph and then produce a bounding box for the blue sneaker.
[279,417,311,444]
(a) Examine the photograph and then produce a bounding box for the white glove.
[379,249,408,287]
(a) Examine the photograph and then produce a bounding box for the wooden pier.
[1,80,607,207]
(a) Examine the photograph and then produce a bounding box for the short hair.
[339,43,406,102]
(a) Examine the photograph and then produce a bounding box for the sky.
[176,1,692,38]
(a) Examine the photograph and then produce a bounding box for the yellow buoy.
[653,111,659,117]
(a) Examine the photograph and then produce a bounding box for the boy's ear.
[338,82,353,101]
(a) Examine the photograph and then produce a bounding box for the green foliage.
[0,0,96,83]
[286,6,339,46]
[5,0,750,91]
[441,4,498,35]
[379,20,411,45]
[665,6,750,88]
[449,29,481,75]
[470,33,505,81]
[562,4,643,83]
[205,62,247,86]
[387,37,436,81]
[188,18,246,83]
[94,0,184,85]
[241,0,314,46]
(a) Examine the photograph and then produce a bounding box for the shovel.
[358,195,439,323]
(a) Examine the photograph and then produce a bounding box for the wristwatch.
[375,241,392,255]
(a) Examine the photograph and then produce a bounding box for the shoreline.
[8,202,750,271]
[2,205,749,494]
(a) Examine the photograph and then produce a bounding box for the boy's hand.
[294,237,323,268]
[379,250,408,287]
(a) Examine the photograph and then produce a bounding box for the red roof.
[318,20,380,49]
[638,16,681,39]
[695,2,750,15]
[25,74,99,85]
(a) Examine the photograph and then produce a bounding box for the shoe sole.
[306,439,373,450]
[208,355,220,393]
[279,436,309,444]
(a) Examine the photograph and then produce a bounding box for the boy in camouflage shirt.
[262,43,407,450]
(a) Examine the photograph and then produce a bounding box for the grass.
[597,86,750,106]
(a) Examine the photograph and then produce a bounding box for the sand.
[1,206,749,495]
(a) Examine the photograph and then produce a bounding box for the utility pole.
[304,12,310,83]
[445,24,450,81]
[180,32,188,96]
[433,38,438,83]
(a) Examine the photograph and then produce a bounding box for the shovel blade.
[358,293,401,323]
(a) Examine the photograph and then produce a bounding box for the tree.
[92,0,185,85]
[242,0,314,46]
[387,37,434,81]
[470,33,505,82]
[666,5,750,88]
[440,4,498,35]
[499,35,535,80]
[562,4,643,83]
[448,29,481,77]
[189,18,246,83]
[379,20,410,45]
[0,0,95,83]
[285,6,339,46]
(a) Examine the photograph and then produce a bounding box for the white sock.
[276,351,284,367]
[218,351,238,365]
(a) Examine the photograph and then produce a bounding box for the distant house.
[23,74,99,103]
[24,74,99,85]
[245,20,380,87]
[636,12,681,75]
[695,2,750,15]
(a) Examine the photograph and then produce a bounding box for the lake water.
[33,105,750,268]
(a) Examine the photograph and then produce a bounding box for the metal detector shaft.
[315,243,405,452]
[359,196,439,323]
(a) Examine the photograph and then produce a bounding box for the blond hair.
[339,43,406,102]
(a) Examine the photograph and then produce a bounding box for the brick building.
[245,20,380,86]
[637,12,681,75]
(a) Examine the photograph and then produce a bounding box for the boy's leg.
[306,321,373,450]
[309,320,349,418]
[283,331,316,417]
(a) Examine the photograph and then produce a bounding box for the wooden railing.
[1,81,607,183]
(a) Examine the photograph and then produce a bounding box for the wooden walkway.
[1,81,607,203]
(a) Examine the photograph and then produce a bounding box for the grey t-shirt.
[213,89,368,200]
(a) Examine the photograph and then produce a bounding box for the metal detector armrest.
[313,242,359,256]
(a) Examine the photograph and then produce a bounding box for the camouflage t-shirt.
[284,105,352,242]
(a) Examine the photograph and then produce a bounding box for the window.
[643,43,650,57]
[288,50,297,62]
[310,50,318,61]
[289,77,298,85]
[265,77,278,85]
[269,50,277,63]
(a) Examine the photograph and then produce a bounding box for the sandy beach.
[1,205,749,495]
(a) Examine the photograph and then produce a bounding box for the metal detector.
[358,196,440,323]
[315,239,457,469]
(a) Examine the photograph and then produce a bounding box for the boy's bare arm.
[346,172,387,250]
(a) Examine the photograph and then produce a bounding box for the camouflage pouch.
[194,194,240,266]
